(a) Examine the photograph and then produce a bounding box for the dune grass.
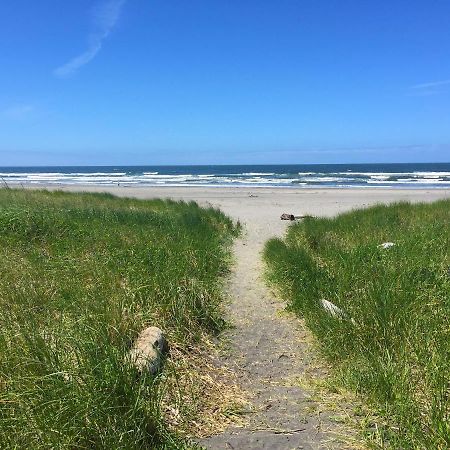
[0,188,239,449]
[264,199,450,449]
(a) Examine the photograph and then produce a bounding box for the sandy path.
[192,188,449,449]
[26,186,450,448]
[197,214,347,449]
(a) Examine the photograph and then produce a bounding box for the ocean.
[1,163,449,188]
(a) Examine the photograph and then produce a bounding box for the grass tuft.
[0,188,240,449]
[264,200,450,448]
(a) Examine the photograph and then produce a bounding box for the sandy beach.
[26,185,450,228]
[25,186,449,449]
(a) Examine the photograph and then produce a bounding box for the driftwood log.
[294,215,314,219]
[280,213,295,221]
[281,214,314,221]
[320,299,347,319]
[379,242,395,249]
[128,326,168,374]
[320,299,356,325]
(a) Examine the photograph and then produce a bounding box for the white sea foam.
[336,171,450,178]
[412,171,450,177]
[69,172,127,176]
[241,172,275,176]
[367,179,450,184]
[299,176,353,183]
[1,167,449,188]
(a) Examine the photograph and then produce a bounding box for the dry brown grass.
[160,336,249,439]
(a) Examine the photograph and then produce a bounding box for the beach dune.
[18,186,450,448]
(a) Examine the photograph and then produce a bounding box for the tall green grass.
[264,200,449,448]
[0,189,239,449]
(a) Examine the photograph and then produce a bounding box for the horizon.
[1,161,450,169]
[1,1,450,165]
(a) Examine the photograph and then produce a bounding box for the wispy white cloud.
[2,104,34,119]
[54,0,126,78]
[412,79,450,89]
[409,79,450,96]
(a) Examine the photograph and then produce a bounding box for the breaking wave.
[1,165,449,188]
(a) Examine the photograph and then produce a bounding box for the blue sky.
[1,0,449,166]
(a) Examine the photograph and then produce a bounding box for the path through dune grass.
[264,200,450,449]
[198,213,359,449]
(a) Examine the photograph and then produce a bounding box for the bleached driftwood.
[320,299,347,318]
[128,326,168,375]
[379,242,395,249]
[294,215,314,219]
[320,299,356,325]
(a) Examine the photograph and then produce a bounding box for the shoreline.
[14,183,450,191]
[7,182,450,190]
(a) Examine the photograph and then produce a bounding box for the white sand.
[36,185,450,243]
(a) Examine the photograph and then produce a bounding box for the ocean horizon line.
[1,161,449,169]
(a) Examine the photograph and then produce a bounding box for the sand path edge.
[197,221,355,450]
